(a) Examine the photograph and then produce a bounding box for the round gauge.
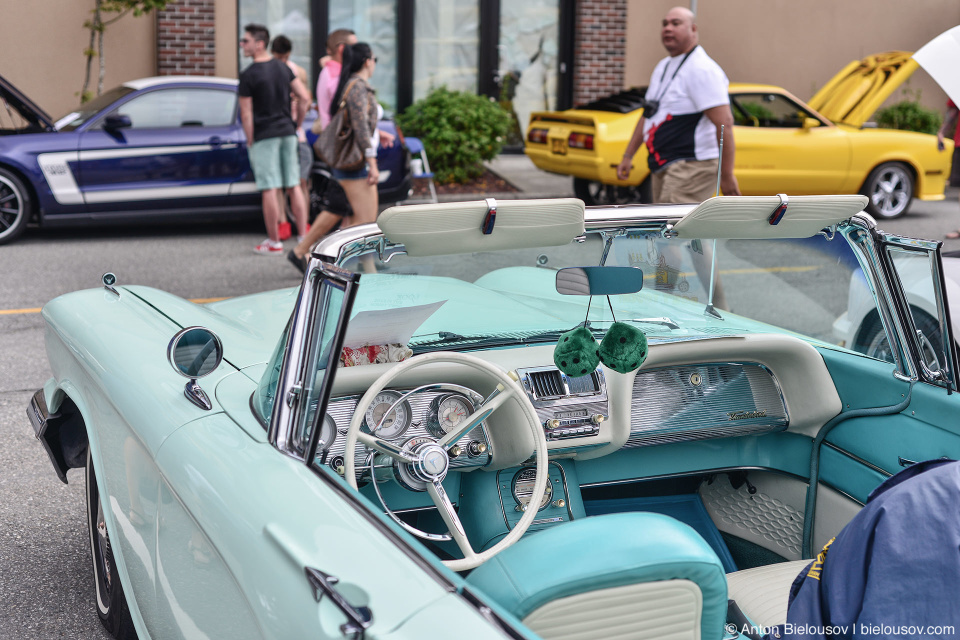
[317,413,337,450]
[512,467,554,512]
[364,391,410,439]
[432,395,473,436]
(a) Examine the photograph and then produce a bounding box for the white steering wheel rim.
[344,351,548,571]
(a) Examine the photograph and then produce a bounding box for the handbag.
[313,79,366,171]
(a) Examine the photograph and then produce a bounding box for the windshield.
[54,86,134,131]
[338,228,879,357]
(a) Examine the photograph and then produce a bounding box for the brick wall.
[157,0,216,75]
[573,0,627,106]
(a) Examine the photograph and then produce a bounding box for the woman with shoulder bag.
[328,43,381,231]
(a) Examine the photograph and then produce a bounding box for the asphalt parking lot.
[0,172,957,638]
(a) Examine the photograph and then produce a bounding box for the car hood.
[122,285,299,370]
[913,25,960,106]
[806,51,919,128]
[0,73,54,131]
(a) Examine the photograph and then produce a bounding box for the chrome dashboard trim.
[625,361,788,448]
[323,387,492,480]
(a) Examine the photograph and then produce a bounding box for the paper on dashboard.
[343,301,446,348]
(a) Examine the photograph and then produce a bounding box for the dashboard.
[324,334,845,548]
[328,334,843,483]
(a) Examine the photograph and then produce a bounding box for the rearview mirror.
[802,117,821,130]
[556,266,644,296]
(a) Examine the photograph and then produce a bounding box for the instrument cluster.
[321,385,492,477]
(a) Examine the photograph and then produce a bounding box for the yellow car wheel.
[862,162,914,219]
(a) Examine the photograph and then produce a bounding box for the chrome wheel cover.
[869,165,912,218]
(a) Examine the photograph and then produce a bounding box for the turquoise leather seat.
[467,512,727,640]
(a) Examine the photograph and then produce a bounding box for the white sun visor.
[672,194,869,239]
[913,25,960,106]
[377,198,585,256]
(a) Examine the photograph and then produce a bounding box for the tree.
[81,0,170,103]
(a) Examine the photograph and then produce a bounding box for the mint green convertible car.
[28,195,960,639]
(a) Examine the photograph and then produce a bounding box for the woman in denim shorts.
[329,43,381,231]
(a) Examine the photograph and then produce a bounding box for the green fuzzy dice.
[553,325,600,377]
[598,322,648,374]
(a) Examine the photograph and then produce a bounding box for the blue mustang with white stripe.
[0,75,409,245]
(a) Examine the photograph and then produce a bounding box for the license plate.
[551,138,567,155]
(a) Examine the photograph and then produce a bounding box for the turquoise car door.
[806,233,960,557]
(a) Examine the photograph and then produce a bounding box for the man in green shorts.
[238,23,312,254]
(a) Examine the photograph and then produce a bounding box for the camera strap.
[651,45,697,105]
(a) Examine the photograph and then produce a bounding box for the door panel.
[732,92,851,195]
[817,348,960,506]
[77,87,248,213]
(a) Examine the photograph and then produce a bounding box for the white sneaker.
[296,235,305,244]
[253,238,283,255]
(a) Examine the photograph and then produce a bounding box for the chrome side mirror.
[168,326,223,410]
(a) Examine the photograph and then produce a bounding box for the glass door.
[328,0,399,109]
[413,0,480,100]
[496,0,561,145]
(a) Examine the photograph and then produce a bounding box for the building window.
[329,0,399,109]
[498,0,560,144]
[238,0,314,85]
[413,0,479,100]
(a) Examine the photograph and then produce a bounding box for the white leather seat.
[726,560,810,628]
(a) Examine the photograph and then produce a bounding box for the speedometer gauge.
[427,394,474,437]
[364,391,410,439]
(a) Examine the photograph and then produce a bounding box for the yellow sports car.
[526,52,953,218]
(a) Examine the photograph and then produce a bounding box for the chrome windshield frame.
[311,203,940,386]
[873,230,957,389]
[839,215,916,380]
[269,262,361,459]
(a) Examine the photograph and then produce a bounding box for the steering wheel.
[344,351,548,572]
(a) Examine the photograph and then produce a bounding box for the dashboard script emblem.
[727,410,767,421]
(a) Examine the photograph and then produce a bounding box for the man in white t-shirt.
[616,6,740,203]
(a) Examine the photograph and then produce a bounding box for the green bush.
[875,100,942,135]
[397,87,512,184]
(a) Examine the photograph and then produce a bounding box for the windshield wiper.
[628,317,680,330]
[413,329,592,350]
[411,331,478,346]
[590,317,680,331]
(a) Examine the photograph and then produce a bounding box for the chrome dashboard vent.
[528,369,565,399]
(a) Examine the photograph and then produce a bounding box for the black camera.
[640,98,660,118]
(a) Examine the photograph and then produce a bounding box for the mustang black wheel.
[0,167,31,245]
[574,177,650,206]
[86,451,138,639]
[862,162,914,219]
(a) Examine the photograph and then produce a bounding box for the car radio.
[516,366,608,441]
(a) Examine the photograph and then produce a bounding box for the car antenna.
[703,125,724,320]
